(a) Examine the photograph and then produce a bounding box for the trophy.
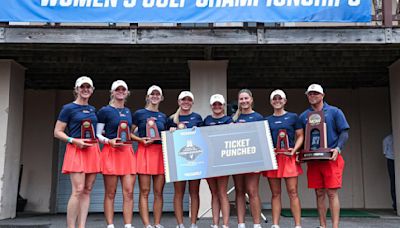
[81,119,97,143]
[177,122,187,130]
[299,111,332,161]
[275,129,290,155]
[146,117,161,140]
[116,120,132,144]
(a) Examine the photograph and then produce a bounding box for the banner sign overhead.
[0,0,371,23]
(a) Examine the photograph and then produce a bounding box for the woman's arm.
[290,128,304,156]
[54,120,92,148]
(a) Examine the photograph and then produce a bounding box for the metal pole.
[382,0,393,27]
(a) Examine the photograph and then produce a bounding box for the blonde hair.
[109,90,130,106]
[73,88,78,99]
[232,89,253,122]
[170,107,182,124]
[73,84,95,100]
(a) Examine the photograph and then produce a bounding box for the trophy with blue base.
[146,117,161,140]
[116,120,133,144]
[81,119,97,143]
[299,111,332,161]
[275,129,290,155]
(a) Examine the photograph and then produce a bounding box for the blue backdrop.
[0,0,371,23]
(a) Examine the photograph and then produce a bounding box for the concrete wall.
[19,87,393,212]
[20,90,57,212]
[0,60,25,219]
[359,88,392,208]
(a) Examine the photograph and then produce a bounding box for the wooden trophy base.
[83,139,98,144]
[116,139,133,144]
[149,136,161,141]
[299,148,332,161]
[275,149,290,155]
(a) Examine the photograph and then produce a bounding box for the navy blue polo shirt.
[57,102,97,138]
[234,112,264,123]
[132,108,168,144]
[299,102,350,148]
[97,105,132,139]
[203,115,233,126]
[167,112,203,129]
[266,112,302,148]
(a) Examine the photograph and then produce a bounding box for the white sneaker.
[154,225,164,228]
[238,224,246,228]
[107,225,115,228]
[222,226,229,228]
[253,225,262,228]
[271,225,280,228]
[190,224,198,228]
[294,226,302,228]
[144,225,153,228]
[176,224,185,228]
[211,225,219,228]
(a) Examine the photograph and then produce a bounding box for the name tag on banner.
[161,120,277,183]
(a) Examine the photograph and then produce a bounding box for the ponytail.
[232,107,242,122]
[170,107,181,124]
[109,90,130,106]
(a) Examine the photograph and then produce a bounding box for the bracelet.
[335,146,341,154]
[67,137,73,144]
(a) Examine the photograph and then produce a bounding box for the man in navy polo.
[299,84,350,228]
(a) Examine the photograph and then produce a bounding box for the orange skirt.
[263,154,303,178]
[136,144,164,175]
[101,144,137,175]
[62,143,101,174]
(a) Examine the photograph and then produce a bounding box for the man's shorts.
[307,154,345,189]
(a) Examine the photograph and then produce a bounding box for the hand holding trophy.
[80,119,97,144]
[275,129,292,156]
[299,111,332,161]
[115,120,133,144]
[146,117,161,140]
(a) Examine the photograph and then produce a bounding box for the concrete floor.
[0,210,399,228]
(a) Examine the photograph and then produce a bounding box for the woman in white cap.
[232,89,264,228]
[263,89,303,228]
[131,85,168,228]
[203,94,232,228]
[54,76,101,228]
[96,80,137,228]
[168,91,203,228]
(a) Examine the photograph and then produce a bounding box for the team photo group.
[54,76,349,228]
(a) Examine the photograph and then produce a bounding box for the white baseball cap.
[111,80,128,91]
[305,84,324,95]
[210,94,225,105]
[147,85,163,96]
[178,91,194,100]
[75,76,93,88]
[270,89,286,100]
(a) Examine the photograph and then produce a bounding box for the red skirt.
[263,154,303,178]
[136,144,164,175]
[101,144,137,175]
[62,143,101,174]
